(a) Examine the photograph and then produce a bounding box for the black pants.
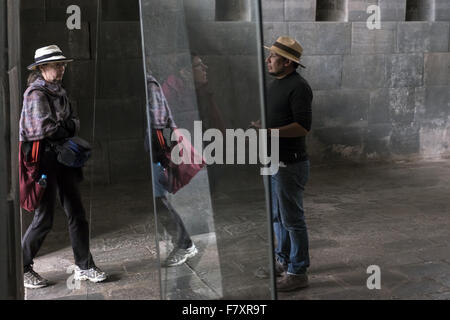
[22,149,94,271]
[155,196,192,250]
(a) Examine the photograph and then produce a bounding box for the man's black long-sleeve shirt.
[266,71,313,162]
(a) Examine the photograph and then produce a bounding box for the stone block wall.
[261,0,450,162]
[193,0,448,162]
[20,0,147,184]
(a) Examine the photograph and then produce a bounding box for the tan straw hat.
[264,36,306,68]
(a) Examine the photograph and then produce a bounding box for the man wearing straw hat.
[262,36,313,291]
[20,45,107,289]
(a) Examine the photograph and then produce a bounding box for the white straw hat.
[27,45,73,70]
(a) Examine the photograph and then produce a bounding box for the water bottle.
[38,174,47,188]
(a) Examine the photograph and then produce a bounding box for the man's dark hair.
[282,57,299,70]
[284,58,299,70]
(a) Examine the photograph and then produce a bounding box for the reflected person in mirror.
[145,72,198,267]
[162,53,226,194]
[162,52,225,134]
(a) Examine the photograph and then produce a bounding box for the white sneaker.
[24,268,49,289]
[164,244,198,267]
[74,266,107,283]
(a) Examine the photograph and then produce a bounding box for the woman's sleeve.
[21,90,59,140]
[45,99,79,141]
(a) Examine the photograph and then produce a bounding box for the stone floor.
[25,159,450,300]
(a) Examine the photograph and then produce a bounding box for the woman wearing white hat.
[20,45,107,289]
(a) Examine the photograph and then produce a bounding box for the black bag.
[55,136,92,168]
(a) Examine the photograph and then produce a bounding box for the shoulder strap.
[31,141,40,162]
[156,130,166,150]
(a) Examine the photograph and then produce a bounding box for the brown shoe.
[277,273,309,292]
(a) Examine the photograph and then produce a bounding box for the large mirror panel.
[140,0,274,299]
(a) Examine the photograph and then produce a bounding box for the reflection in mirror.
[140,0,274,299]
[86,0,159,299]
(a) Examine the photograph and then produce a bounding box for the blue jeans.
[271,160,310,275]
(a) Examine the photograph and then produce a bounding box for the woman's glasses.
[52,62,67,68]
